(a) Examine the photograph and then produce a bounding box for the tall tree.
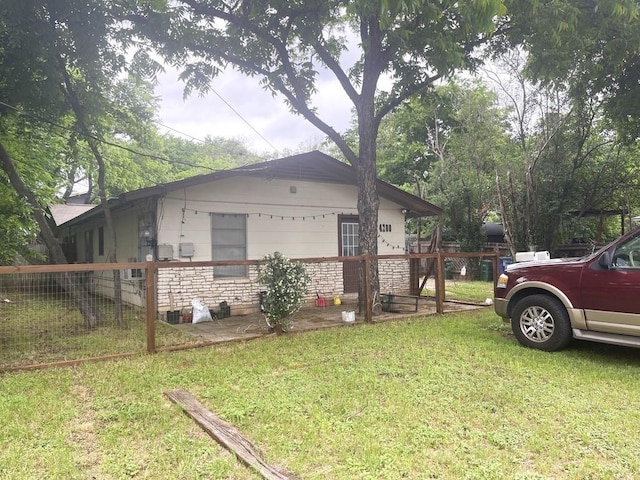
[129,0,509,313]
[500,0,640,141]
[0,0,159,325]
[376,80,511,250]
[485,48,640,253]
[485,52,574,253]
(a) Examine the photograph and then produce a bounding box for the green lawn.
[422,279,495,304]
[1,309,639,479]
[0,296,198,368]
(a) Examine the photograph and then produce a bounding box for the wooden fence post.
[146,262,157,354]
[435,251,445,314]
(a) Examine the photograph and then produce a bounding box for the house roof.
[59,151,442,227]
[49,204,97,226]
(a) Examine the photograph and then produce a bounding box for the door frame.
[338,214,359,293]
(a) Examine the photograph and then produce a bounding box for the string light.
[377,233,406,251]
[177,206,406,249]
[179,208,348,221]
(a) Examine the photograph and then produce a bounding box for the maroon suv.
[494,226,640,351]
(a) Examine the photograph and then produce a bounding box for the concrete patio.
[169,295,485,343]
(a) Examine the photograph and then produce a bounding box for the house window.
[62,235,77,263]
[211,213,247,278]
[98,227,104,256]
[84,230,94,263]
[341,222,359,256]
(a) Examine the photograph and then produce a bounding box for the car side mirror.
[599,251,612,269]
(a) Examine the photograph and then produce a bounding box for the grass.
[0,282,492,369]
[422,279,495,304]
[2,309,640,479]
[0,295,198,368]
[444,279,495,303]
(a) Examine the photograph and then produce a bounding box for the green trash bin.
[480,259,493,282]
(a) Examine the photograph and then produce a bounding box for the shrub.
[257,252,310,332]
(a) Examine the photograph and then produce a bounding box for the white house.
[55,151,442,315]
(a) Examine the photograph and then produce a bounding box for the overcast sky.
[155,66,355,156]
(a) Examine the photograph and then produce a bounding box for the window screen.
[341,222,359,256]
[98,226,104,256]
[211,213,247,278]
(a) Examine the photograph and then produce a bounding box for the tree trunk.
[496,171,516,258]
[356,109,381,318]
[55,53,124,324]
[0,141,102,328]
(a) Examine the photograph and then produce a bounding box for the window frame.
[211,212,248,278]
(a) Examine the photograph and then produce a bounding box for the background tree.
[130,0,509,313]
[486,50,639,254]
[376,80,511,251]
[500,0,640,142]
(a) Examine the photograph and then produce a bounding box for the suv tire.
[511,295,572,351]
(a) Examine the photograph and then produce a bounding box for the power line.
[0,100,216,171]
[210,88,279,152]
[155,86,280,152]
[156,122,206,143]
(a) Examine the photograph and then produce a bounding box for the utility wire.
[0,99,272,175]
[156,122,206,143]
[0,99,215,171]
[210,88,279,152]
[152,87,279,152]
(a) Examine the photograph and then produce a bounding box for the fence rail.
[0,251,499,371]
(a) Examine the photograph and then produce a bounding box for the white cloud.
[155,66,354,155]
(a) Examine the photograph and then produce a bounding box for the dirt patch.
[68,378,103,479]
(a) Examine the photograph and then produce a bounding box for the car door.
[580,230,640,335]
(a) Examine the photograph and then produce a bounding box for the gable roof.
[49,204,97,226]
[60,151,442,227]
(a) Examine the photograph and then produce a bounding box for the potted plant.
[257,252,310,333]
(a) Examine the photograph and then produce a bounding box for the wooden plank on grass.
[164,389,299,480]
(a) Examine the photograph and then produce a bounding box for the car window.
[612,233,640,269]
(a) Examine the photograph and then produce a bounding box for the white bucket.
[341,311,355,323]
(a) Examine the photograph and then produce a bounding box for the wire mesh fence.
[0,268,146,369]
[0,263,205,370]
[0,252,499,370]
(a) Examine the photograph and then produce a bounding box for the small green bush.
[257,252,310,332]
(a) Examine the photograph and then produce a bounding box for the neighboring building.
[55,151,442,315]
[49,202,97,262]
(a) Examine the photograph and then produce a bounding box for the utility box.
[179,242,195,257]
[157,244,174,261]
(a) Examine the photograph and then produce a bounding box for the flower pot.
[341,311,355,323]
[166,310,180,324]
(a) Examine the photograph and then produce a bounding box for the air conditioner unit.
[157,244,174,261]
[122,269,132,280]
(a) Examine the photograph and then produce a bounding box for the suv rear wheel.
[511,295,572,351]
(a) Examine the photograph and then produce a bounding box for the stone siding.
[157,262,348,315]
[379,258,411,295]
[157,259,411,315]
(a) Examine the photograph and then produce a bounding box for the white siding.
[156,176,408,261]
[64,202,154,308]
[65,175,413,312]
